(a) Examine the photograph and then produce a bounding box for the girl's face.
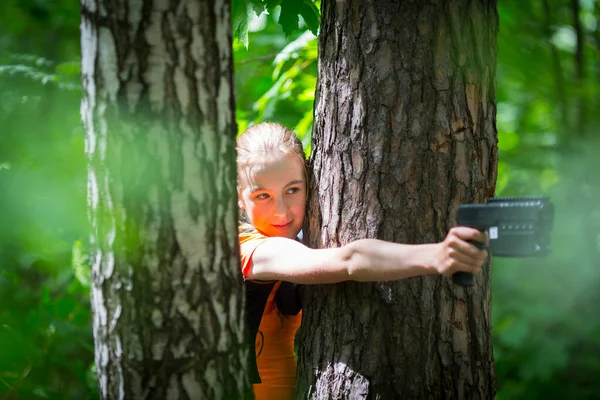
[238,153,306,239]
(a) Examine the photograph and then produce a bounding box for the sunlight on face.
[238,153,306,239]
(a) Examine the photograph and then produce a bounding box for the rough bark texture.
[80,0,251,398]
[298,1,498,399]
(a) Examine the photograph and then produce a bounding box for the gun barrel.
[456,196,554,258]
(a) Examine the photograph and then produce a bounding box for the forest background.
[0,0,599,399]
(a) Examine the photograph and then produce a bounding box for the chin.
[279,231,297,240]
[288,229,302,240]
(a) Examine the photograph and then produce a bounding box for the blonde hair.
[236,122,308,230]
[237,122,307,189]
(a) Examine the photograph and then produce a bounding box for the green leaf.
[273,30,317,75]
[297,0,320,36]
[278,0,320,37]
[71,241,90,288]
[232,0,265,48]
[264,0,283,8]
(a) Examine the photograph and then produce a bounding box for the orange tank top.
[239,230,302,400]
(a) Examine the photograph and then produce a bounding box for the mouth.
[272,222,292,229]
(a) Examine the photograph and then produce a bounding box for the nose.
[273,196,289,217]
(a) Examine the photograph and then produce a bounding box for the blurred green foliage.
[492,1,600,398]
[0,1,94,398]
[1,0,599,399]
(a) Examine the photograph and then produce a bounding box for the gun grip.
[451,240,487,287]
[452,271,474,286]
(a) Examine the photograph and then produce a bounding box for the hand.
[433,227,488,277]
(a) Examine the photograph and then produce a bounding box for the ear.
[238,198,245,210]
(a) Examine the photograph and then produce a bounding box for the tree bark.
[80,0,251,398]
[298,1,498,399]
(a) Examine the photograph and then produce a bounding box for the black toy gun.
[453,197,555,286]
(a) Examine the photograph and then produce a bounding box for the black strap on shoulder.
[244,280,303,383]
[245,280,275,383]
[274,281,302,316]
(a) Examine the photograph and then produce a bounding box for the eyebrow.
[285,179,305,187]
[249,179,305,193]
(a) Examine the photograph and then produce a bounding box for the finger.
[483,231,490,246]
[450,254,485,273]
[440,258,482,276]
[447,247,486,269]
[448,235,488,260]
[468,243,489,259]
[439,246,486,277]
[454,260,482,274]
[451,226,488,244]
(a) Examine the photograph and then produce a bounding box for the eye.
[286,187,301,195]
[254,193,269,200]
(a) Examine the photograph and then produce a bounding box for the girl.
[236,122,487,400]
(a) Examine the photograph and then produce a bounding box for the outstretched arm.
[246,227,488,284]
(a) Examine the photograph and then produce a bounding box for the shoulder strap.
[263,281,282,315]
[244,279,280,383]
[274,281,302,316]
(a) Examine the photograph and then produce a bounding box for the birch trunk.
[80,0,251,398]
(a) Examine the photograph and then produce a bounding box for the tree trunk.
[298,1,498,399]
[80,0,251,398]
